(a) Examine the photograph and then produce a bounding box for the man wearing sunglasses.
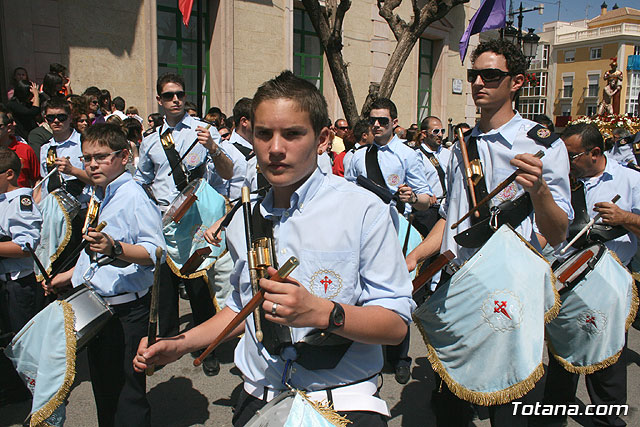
[135,72,234,377]
[345,97,434,216]
[535,122,640,427]
[37,96,92,206]
[407,39,573,426]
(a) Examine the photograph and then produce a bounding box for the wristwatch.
[110,240,123,258]
[325,302,345,333]
[409,192,418,205]
[210,144,222,159]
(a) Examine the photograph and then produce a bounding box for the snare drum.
[63,284,114,350]
[163,179,228,279]
[546,244,638,373]
[34,188,81,281]
[244,390,343,427]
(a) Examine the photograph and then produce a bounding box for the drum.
[244,390,346,427]
[63,284,114,350]
[163,179,228,279]
[34,188,81,281]
[546,244,638,373]
[397,215,422,280]
[413,225,559,405]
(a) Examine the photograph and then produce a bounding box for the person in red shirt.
[0,113,40,187]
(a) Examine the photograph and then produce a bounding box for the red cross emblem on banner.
[586,315,597,328]
[320,276,332,293]
[494,300,512,320]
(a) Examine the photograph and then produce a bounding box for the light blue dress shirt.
[135,113,227,209]
[39,129,90,205]
[440,113,573,264]
[229,130,253,152]
[207,139,247,201]
[225,166,415,391]
[0,188,41,279]
[71,173,165,296]
[607,140,636,166]
[345,135,433,199]
[576,155,640,265]
[418,143,451,202]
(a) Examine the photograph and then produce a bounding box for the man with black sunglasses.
[407,39,573,427]
[345,97,434,216]
[135,72,234,377]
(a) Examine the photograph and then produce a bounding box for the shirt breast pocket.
[294,249,358,304]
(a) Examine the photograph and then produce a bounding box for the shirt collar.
[260,165,326,219]
[0,187,31,202]
[97,172,132,203]
[230,130,251,147]
[375,134,401,151]
[50,129,80,147]
[471,112,521,148]
[161,112,193,134]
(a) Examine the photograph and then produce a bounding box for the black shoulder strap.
[233,142,253,160]
[465,136,491,224]
[364,144,385,187]
[418,146,447,198]
[159,128,189,191]
[527,124,557,148]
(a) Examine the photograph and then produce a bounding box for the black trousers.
[87,293,151,427]
[0,273,45,333]
[385,329,411,368]
[157,262,216,338]
[542,341,627,427]
[432,373,531,427]
[232,389,387,426]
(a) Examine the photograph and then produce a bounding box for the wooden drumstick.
[456,128,479,218]
[49,221,107,280]
[146,247,164,376]
[560,194,621,255]
[34,156,70,191]
[194,257,299,367]
[450,151,545,229]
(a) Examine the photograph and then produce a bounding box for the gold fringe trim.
[165,248,227,280]
[30,301,77,427]
[544,278,561,324]
[625,276,639,331]
[201,272,221,312]
[547,339,622,375]
[414,313,544,406]
[298,390,352,427]
[35,193,74,282]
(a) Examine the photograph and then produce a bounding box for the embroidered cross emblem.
[586,315,597,328]
[494,300,512,320]
[320,276,332,293]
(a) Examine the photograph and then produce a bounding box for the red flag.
[179,0,194,27]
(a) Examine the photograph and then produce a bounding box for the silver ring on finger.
[271,302,278,316]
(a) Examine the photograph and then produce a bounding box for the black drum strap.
[160,128,189,192]
[418,146,447,198]
[568,180,626,245]
[233,142,253,160]
[365,144,405,214]
[465,136,491,224]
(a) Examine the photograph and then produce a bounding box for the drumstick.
[146,247,164,376]
[450,150,545,230]
[193,256,299,367]
[34,157,70,191]
[560,194,621,255]
[25,243,51,285]
[49,221,107,280]
[168,124,212,176]
[412,250,455,295]
[456,128,479,218]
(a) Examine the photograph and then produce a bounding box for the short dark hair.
[157,73,185,95]
[368,98,397,120]
[99,90,111,109]
[470,39,527,77]
[123,117,143,142]
[233,97,252,126]
[562,123,604,152]
[352,119,370,143]
[49,63,67,75]
[334,118,347,127]
[0,148,22,176]
[81,123,130,152]
[42,73,63,97]
[148,113,164,128]
[45,96,72,115]
[419,116,441,131]
[112,96,125,112]
[13,80,33,103]
[184,101,197,112]
[612,127,631,138]
[83,86,101,98]
[251,70,328,137]
[533,114,555,133]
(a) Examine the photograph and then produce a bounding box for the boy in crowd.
[48,123,165,426]
[134,71,415,426]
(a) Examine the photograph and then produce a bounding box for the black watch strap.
[111,240,123,258]
[325,302,345,333]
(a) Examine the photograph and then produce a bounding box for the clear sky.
[507,0,639,33]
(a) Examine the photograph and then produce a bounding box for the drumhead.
[162,179,201,227]
[244,391,296,427]
[51,188,81,219]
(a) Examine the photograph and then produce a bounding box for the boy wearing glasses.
[406,39,573,426]
[345,97,434,215]
[47,123,165,426]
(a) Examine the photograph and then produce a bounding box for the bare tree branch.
[377,0,406,41]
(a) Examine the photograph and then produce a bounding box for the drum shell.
[64,285,114,350]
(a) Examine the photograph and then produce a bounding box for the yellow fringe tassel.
[30,301,77,427]
[299,391,352,427]
[414,313,544,406]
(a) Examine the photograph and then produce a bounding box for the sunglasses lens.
[467,70,478,83]
[481,70,502,82]
[369,117,389,126]
[161,91,186,101]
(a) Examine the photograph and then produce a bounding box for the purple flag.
[459,0,506,62]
